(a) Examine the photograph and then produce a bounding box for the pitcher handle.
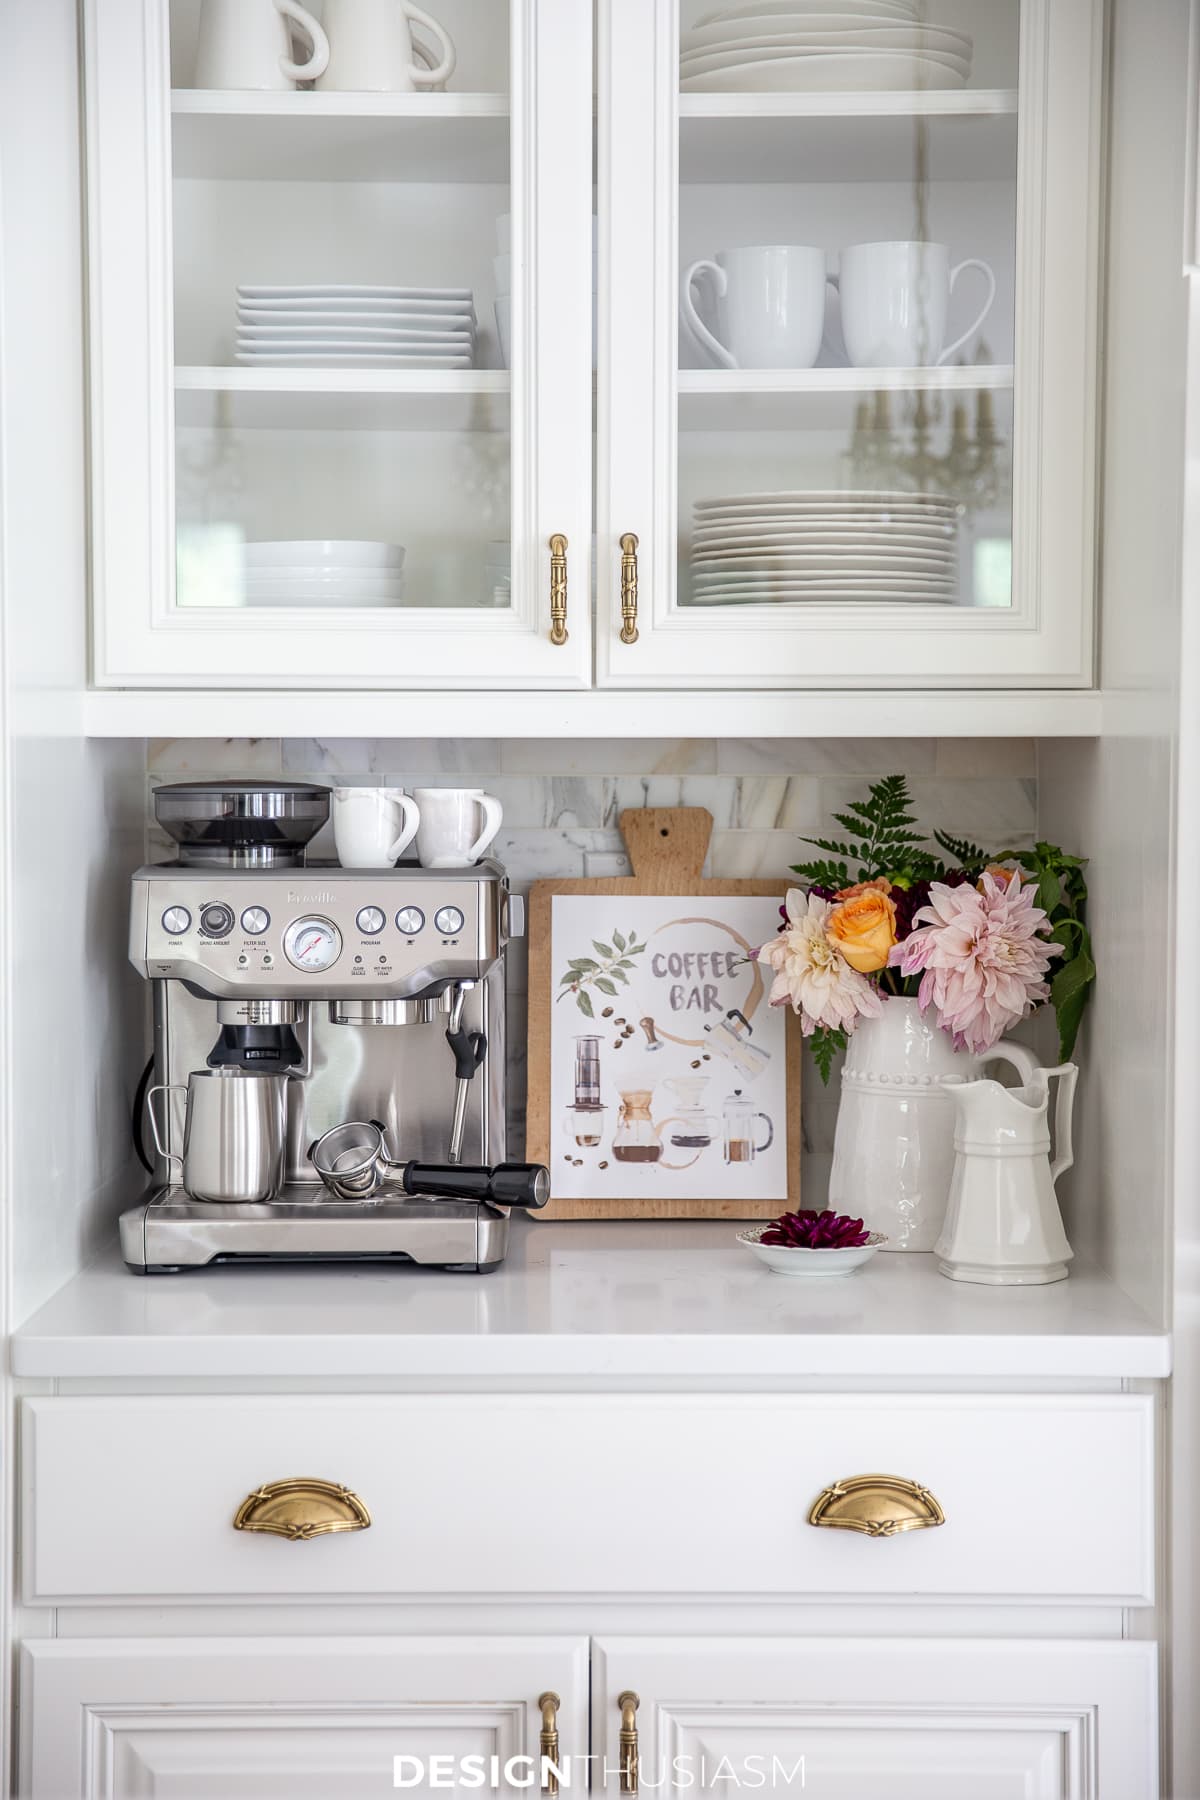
[146,1084,187,1179]
[387,792,421,861]
[1047,1062,1078,1182]
[755,1111,774,1153]
[274,0,330,81]
[401,2,457,88]
[985,1040,1040,1087]
[680,260,737,370]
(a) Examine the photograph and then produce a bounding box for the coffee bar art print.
[528,810,801,1219]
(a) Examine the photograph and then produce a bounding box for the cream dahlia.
[888,871,1063,1054]
[758,888,883,1038]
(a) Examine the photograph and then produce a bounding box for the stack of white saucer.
[235,286,477,369]
[242,541,407,608]
[680,0,973,92]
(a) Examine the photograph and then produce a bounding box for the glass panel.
[677,0,1019,612]
[168,0,511,614]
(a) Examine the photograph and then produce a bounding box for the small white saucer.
[737,1226,888,1277]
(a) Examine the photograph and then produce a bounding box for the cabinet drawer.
[22,1392,1154,1605]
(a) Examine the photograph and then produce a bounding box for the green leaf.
[558,971,578,986]
[613,930,626,952]
[809,1025,848,1084]
[592,941,614,959]
[596,978,618,996]
[576,990,594,1019]
[1036,869,1062,915]
[569,957,598,972]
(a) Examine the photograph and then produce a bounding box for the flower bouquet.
[757,775,1095,1082]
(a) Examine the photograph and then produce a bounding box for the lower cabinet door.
[593,1637,1158,1800]
[22,1636,588,1800]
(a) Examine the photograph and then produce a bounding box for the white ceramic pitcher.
[936,1064,1078,1286]
[317,0,457,92]
[193,0,329,90]
[827,998,1040,1252]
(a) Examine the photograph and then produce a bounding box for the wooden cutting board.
[526,807,802,1220]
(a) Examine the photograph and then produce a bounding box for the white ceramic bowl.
[736,1225,887,1276]
[243,540,406,569]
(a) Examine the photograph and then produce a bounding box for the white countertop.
[10,1220,1169,1380]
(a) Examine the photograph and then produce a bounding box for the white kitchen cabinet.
[596,0,1103,688]
[593,1637,1159,1799]
[22,1636,589,1799]
[84,0,593,687]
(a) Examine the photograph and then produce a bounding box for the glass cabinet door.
[85,0,592,686]
[597,0,1102,689]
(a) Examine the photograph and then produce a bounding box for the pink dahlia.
[757,889,883,1038]
[888,872,1062,1054]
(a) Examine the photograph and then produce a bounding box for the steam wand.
[446,980,487,1165]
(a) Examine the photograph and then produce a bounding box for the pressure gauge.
[283,916,343,972]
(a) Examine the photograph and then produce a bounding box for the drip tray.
[119,1185,510,1273]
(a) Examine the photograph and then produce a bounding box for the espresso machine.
[120,780,544,1273]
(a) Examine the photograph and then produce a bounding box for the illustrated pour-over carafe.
[664,1075,717,1149]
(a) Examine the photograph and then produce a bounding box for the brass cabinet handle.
[618,1690,640,1795]
[233,1477,372,1541]
[619,533,640,644]
[808,1473,945,1538]
[549,533,568,645]
[538,1692,561,1795]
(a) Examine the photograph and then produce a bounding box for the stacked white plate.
[689,491,960,604]
[680,0,973,92]
[241,540,407,608]
[235,286,476,370]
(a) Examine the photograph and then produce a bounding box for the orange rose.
[980,863,1023,891]
[826,878,898,975]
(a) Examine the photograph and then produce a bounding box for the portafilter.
[308,1120,549,1209]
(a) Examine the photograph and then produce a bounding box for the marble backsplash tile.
[145,737,1042,1200]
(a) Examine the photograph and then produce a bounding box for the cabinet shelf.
[678,362,1014,430]
[679,90,1018,183]
[174,367,510,432]
[171,90,511,183]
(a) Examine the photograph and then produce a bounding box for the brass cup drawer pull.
[549,533,568,645]
[619,533,639,644]
[233,1477,372,1541]
[618,1690,640,1795]
[538,1691,561,1795]
[808,1473,945,1538]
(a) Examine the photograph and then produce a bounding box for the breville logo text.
[288,891,336,904]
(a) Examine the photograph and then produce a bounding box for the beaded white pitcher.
[827,997,1039,1252]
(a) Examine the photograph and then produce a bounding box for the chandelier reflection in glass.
[843,364,1009,515]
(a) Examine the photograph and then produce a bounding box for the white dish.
[695,487,955,506]
[681,50,965,90]
[238,285,473,301]
[234,352,474,368]
[682,18,970,54]
[237,328,473,345]
[690,569,956,586]
[244,570,409,589]
[244,540,405,567]
[693,527,957,546]
[688,589,956,605]
[695,0,919,23]
[243,591,409,609]
[239,309,475,329]
[692,550,955,571]
[736,1226,888,1275]
[681,38,970,76]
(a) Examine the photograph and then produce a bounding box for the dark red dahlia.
[760,1209,871,1249]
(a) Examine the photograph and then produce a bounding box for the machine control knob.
[241,906,270,937]
[435,905,466,937]
[161,905,192,937]
[199,903,235,939]
[356,905,387,937]
[395,905,425,936]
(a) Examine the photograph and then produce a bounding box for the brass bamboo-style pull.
[618,1691,640,1795]
[232,1477,371,1541]
[549,533,568,645]
[538,1692,561,1795]
[808,1473,945,1539]
[619,533,639,644]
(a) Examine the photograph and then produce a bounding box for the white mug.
[193,0,329,91]
[680,245,830,371]
[837,240,997,368]
[332,787,420,868]
[414,789,503,868]
[316,0,456,92]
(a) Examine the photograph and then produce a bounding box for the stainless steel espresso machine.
[120,780,545,1273]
